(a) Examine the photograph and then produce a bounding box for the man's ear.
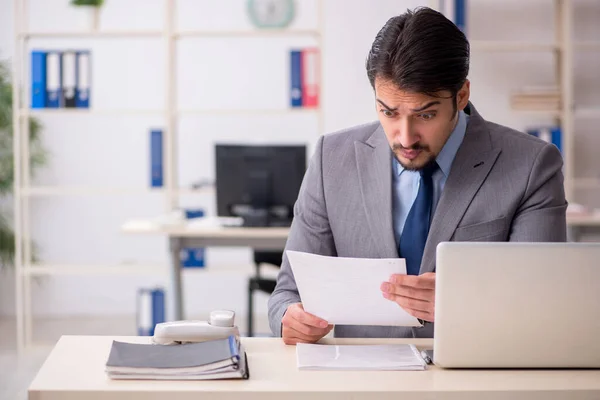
[457,80,470,110]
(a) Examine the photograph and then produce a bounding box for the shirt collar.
[393,110,469,178]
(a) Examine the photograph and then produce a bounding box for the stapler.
[152,310,240,345]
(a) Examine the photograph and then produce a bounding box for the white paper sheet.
[286,250,422,327]
[296,343,427,371]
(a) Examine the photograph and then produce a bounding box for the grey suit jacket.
[268,102,567,339]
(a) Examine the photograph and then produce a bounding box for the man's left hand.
[380,272,436,322]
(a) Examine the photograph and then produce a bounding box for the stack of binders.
[105,335,249,380]
[31,49,91,109]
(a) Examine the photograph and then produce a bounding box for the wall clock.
[247,0,295,29]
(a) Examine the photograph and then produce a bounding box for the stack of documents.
[296,343,427,371]
[105,335,249,380]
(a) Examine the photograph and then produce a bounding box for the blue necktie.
[399,162,438,276]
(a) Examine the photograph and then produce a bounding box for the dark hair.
[366,7,470,112]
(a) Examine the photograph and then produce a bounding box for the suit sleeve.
[509,142,568,241]
[267,135,337,336]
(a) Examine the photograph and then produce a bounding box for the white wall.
[0,0,599,332]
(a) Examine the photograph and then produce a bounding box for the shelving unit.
[564,1,600,229]
[12,0,325,349]
[430,1,600,229]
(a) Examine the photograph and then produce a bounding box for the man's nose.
[396,119,419,148]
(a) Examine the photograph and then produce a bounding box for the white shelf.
[23,186,213,197]
[21,108,319,117]
[177,108,319,116]
[20,30,164,39]
[470,41,558,52]
[175,29,321,38]
[21,109,164,117]
[23,264,167,276]
[24,186,162,196]
[575,41,600,50]
[20,29,321,40]
[512,109,563,117]
[575,108,600,118]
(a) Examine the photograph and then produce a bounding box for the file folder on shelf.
[150,129,163,187]
[31,51,47,108]
[76,50,91,108]
[181,209,205,268]
[290,49,303,107]
[61,51,77,108]
[45,51,62,108]
[439,0,467,33]
[453,0,467,33]
[136,287,165,336]
[527,126,562,154]
[301,48,319,107]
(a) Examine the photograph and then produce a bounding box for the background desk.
[121,220,290,321]
[29,336,600,400]
[567,214,600,241]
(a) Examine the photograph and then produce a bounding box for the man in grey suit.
[268,7,567,344]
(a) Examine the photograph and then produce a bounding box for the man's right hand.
[281,303,333,345]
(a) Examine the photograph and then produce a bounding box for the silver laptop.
[433,242,600,368]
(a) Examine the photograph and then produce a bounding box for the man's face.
[374,78,470,171]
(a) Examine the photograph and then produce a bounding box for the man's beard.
[392,143,435,171]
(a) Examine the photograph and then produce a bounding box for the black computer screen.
[215,144,307,227]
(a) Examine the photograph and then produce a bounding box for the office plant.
[0,59,47,269]
[71,0,104,6]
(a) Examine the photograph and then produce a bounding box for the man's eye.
[380,109,395,118]
[417,112,436,121]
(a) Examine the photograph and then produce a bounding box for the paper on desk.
[296,343,427,371]
[286,250,421,327]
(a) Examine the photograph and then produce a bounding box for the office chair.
[247,250,282,337]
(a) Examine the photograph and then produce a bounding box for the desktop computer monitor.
[215,144,307,227]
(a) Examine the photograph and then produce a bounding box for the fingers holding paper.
[381,272,436,323]
[282,303,333,345]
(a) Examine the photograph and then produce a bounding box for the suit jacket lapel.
[355,125,399,258]
[420,103,502,274]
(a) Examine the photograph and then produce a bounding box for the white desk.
[121,220,290,320]
[29,336,600,400]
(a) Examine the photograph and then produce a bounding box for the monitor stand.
[230,204,291,227]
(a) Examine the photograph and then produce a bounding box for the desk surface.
[29,336,600,400]
[121,219,290,238]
